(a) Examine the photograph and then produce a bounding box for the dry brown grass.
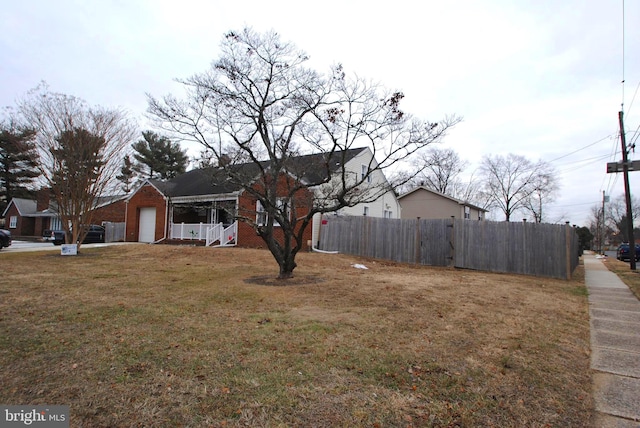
[0,245,594,427]
[601,256,640,299]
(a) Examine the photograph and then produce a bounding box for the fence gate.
[104,222,125,243]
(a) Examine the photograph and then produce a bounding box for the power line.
[554,154,613,174]
[627,79,640,117]
[546,135,614,164]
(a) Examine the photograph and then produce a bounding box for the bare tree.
[479,153,557,222]
[410,147,468,195]
[607,194,640,243]
[522,162,559,223]
[588,203,616,252]
[148,28,459,279]
[19,86,136,248]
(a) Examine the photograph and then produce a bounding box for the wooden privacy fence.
[318,216,581,279]
[104,222,125,243]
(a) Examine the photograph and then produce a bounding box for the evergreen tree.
[116,155,137,193]
[0,124,40,211]
[132,131,188,180]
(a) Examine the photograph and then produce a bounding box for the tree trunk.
[277,250,298,279]
[260,228,300,280]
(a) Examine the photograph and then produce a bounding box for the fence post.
[415,217,421,264]
[565,222,572,280]
[449,216,455,267]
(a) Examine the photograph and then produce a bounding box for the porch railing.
[206,222,237,247]
[170,222,238,246]
[170,222,214,241]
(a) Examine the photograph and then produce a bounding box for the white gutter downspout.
[152,196,169,244]
[311,213,339,254]
[124,200,129,242]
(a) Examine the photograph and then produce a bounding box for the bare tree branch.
[148,28,459,278]
[19,84,137,248]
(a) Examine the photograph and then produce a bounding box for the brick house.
[2,189,127,238]
[125,147,401,249]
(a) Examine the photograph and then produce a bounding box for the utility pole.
[601,190,607,255]
[619,110,636,270]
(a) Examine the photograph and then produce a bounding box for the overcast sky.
[1,0,639,226]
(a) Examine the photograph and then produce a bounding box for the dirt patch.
[243,274,325,286]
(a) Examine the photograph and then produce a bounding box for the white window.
[51,218,62,230]
[384,210,392,219]
[361,164,371,183]
[9,216,17,228]
[256,201,266,226]
[256,198,290,227]
[464,206,470,220]
[363,206,369,216]
[276,198,290,226]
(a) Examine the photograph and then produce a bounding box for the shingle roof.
[4,198,37,216]
[159,148,366,198]
[398,186,488,212]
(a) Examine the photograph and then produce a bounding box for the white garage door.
[138,207,157,243]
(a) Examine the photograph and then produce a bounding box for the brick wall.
[4,204,35,236]
[93,200,126,223]
[236,175,314,251]
[125,184,167,242]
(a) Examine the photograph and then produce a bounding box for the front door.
[139,207,157,243]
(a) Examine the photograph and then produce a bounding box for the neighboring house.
[125,147,402,249]
[2,190,127,238]
[2,198,57,237]
[397,186,487,221]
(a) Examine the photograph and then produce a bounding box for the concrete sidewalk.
[584,254,640,427]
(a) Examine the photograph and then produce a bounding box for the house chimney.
[36,188,51,211]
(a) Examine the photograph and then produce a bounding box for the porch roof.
[170,193,239,204]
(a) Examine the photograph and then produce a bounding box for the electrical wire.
[546,135,613,164]
[627,80,640,118]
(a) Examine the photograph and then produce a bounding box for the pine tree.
[0,124,40,211]
[132,131,188,180]
[116,155,137,193]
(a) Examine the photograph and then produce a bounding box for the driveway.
[2,240,57,252]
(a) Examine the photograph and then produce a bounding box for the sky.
[1,0,639,226]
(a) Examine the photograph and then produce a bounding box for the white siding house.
[310,148,401,247]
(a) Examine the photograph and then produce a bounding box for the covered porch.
[168,197,238,247]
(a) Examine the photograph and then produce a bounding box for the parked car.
[0,229,11,250]
[43,225,106,246]
[616,243,640,261]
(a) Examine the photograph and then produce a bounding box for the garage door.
[138,207,157,243]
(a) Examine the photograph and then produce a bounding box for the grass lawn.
[602,256,640,300]
[0,245,594,427]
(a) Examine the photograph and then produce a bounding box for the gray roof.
[3,195,125,218]
[398,186,488,212]
[156,148,366,198]
[4,198,37,216]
